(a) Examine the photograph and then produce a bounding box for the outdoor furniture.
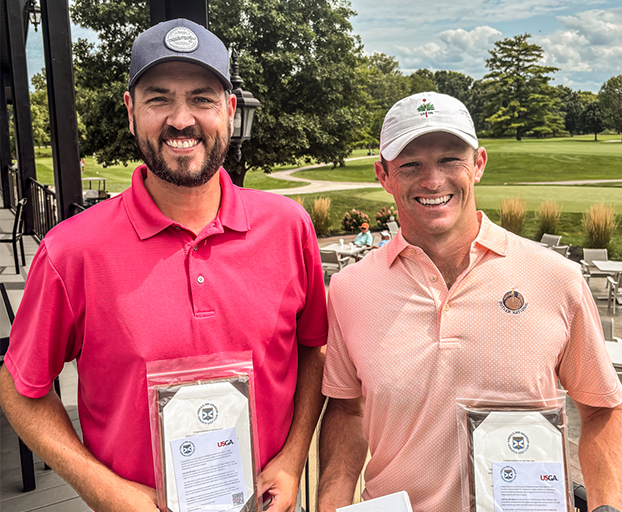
[320,249,350,282]
[540,233,562,247]
[581,249,611,283]
[322,242,367,258]
[601,317,622,343]
[607,273,622,313]
[387,221,399,239]
[0,198,27,274]
[551,245,569,257]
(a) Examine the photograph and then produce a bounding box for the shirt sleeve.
[295,219,328,348]
[557,276,622,408]
[4,241,81,398]
[322,287,363,399]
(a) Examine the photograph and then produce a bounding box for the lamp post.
[26,0,41,32]
[229,50,261,163]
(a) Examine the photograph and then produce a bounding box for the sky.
[349,0,622,92]
[25,0,622,93]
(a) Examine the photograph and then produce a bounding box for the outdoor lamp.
[26,0,41,32]
[229,50,261,162]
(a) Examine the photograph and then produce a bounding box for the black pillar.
[4,0,36,233]
[150,0,209,28]
[0,71,13,208]
[40,0,82,220]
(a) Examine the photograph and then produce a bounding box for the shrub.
[375,206,399,230]
[292,196,304,208]
[499,197,526,236]
[310,197,331,237]
[341,209,370,233]
[535,201,561,240]
[582,203,618,248]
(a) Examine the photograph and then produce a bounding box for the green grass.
[243,171,305,190]
[290,135,622,184]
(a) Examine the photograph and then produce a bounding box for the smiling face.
[124,61,236,188]
[375,132,487,247]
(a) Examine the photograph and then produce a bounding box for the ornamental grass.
[535,201,561,240]
[582,203,618,249]
[499,197,526,236]
[311,197,331,237]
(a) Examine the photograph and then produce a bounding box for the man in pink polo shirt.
[318,92,622,512]
[0,19,327,512]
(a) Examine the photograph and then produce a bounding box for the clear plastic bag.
[146,352,260,512]
[456,390,573,512]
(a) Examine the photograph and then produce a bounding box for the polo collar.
[385,211,507,268]
[123,165,250,240]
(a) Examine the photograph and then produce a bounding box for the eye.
[194,96,214,105]
[146,96,168,104]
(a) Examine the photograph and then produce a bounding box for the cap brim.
[129,56,233,91]
[382,127,478,161]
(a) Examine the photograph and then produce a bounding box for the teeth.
[417,195,451,206]
[165,139,199,149]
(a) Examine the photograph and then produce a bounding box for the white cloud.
[393,26,502,75]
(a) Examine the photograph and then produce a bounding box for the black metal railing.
[29,177,58,242]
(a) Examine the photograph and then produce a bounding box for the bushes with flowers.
[341,209,371,233]
[375,206,399,230]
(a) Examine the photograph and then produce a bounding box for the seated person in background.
[353,222,373,247]
[374,231,390,248]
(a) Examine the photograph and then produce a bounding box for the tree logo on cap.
[165,27,199,53]
[417,98,435,117]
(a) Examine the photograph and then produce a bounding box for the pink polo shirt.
[6,166,327,487]
[323,212,622,511]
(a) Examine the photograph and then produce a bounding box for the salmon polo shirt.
[5,166,328,488]
[323,212,622,511]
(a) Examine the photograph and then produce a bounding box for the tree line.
[27,1,622,186]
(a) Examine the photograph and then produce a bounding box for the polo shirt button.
[430,274,438,282]
[193,245,198,251]
[444,304,450,312]
[197,276,205,284]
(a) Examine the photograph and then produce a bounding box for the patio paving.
[0,207,619,510]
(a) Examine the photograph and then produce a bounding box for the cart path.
[263,156,622,195]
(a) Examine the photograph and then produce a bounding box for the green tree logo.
[417,98,435,117]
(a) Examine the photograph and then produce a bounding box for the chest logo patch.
[499,289,528,314]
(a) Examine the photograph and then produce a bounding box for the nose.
[167,101,196,131]
[418,166,445,191]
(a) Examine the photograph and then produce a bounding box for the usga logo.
[540,475,559,481]
[217,439,235,448]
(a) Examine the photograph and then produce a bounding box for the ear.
[474,147,487,183]
[227,93,237,136]
[375,160,393,195]
[123,91,135,136]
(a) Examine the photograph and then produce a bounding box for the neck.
[403,217,481,289]
[144,169,222,236]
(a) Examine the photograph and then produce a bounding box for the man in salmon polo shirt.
[0,19,327,512]
[317,91,622,512]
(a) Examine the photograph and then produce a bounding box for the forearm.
[0,366,156,512]
[278,345,326,474]
[576,402,622,511]
[317,397,368,512]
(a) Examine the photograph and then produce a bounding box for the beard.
[134,117,231,188]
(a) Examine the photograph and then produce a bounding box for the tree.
[71,0,367,186]
[557,86,596,137]
[580,102,605,141]
[433,70,473,105]
[482,34,562,140]
[599,75,622,141]
[408,70,436,95]
[30,73,50,147]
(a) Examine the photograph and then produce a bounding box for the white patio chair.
[581,248,611,283]
[387,221,399,239]
[607,273,622,314]
[601,317,622,343]
[551,245,569,257]
[320,250,349,282]
[540,233,562,247]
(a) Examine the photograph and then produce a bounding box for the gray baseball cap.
[128,18,232,91]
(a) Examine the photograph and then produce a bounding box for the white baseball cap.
[379,91,478,161]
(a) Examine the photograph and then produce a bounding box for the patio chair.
[387,221,399,239]
[581,248,610,283]
[540,233,561,247]
[607,273,622,314]
[320,250,349,282]
[550,245,569,257]
[601,317,622,343]
[0,198,27,274]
